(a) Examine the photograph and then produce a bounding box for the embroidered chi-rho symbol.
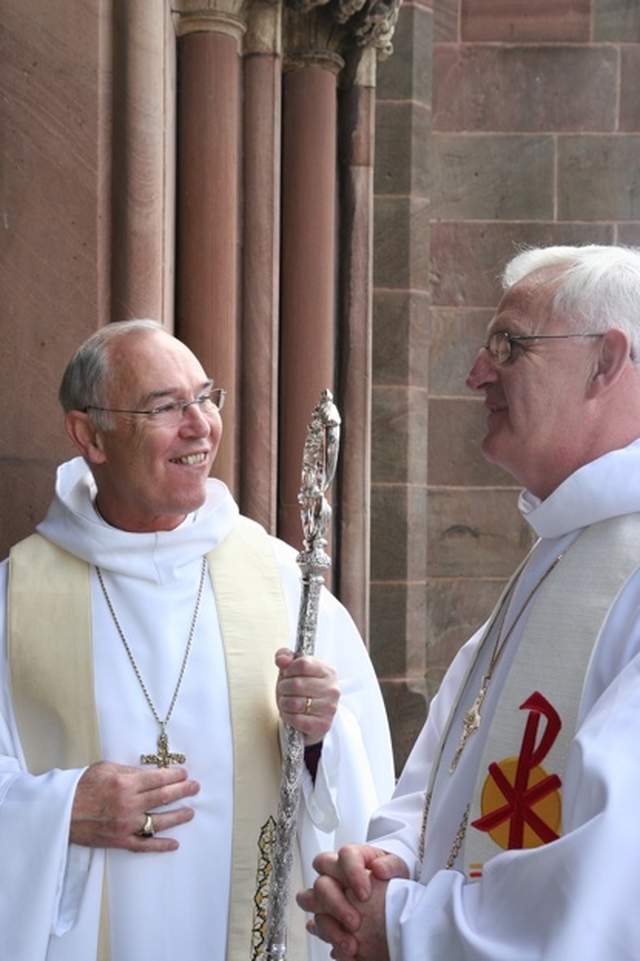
[471,691,563,851]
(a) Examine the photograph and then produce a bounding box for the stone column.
[173,0,248,491]
[336,46,377,639]
[277,10,343,551]
[110,0,176,327]
[240,1,283,532]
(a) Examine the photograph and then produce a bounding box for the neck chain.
[418,548,565,864]
[95,556,207,768]
[449,551,564,774]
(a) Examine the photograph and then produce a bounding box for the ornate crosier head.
[297,389,341,577]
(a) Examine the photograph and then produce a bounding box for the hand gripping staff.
[263,388,341,961]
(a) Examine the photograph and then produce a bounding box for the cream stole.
[8,518,306,960]
[462,513,640,878]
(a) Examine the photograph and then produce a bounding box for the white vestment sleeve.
[296,585,395,877]
[367,631,482,878]
[269,545,395,961]
[0,758,91,955]
[0,560,98,958]
[381,641,640,959]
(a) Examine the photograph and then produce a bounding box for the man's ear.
[65,411,108,464]
[588,328,632,397]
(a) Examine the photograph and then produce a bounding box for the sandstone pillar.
[241,2,283,531]
[173,1,247,491]
[277,18,342,550]
[336,47,377,637]
[110,0,176,327]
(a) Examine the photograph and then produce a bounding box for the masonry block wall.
[372,0,640,771]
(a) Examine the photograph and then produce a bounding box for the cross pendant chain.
[95,558,208,773]
[141,730,186,768]
[415,549,568,879]
[449,677,489,773]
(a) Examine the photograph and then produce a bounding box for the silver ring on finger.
[137,813,155,838]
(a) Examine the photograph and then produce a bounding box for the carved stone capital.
[244,0,283,56]
[351,0,402,58]
[172,0,249,43]
[285,0,401,59]
[283,4,345,74]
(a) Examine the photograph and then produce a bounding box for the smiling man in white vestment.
[0,320,394,961]
[299,244,640,961]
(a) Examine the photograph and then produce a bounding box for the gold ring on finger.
[137,813,155,838]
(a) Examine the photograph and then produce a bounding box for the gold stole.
[8,518,306,960]
[462,513,640,879]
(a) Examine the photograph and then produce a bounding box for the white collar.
[36,457,239,584]
[520,439,640,540]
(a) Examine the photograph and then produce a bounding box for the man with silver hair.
[0,320,394,960]
[299,244,640,960]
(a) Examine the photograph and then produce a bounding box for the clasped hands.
[297,844,410,961]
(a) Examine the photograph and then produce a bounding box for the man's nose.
[466,346,498,392]
[180,400,212,432]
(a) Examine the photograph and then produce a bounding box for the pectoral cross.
[141,730,186,768]
[449,677,489,773]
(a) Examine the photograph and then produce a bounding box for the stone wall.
[372,0,640,770]
[0,1,110,553]
[2,0,639,777]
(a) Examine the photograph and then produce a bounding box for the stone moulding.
[172,0,402,59]
[172,1,249,42]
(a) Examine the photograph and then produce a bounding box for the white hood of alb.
[35,456,239,585]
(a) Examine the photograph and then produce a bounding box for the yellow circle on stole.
[479,757,562,850]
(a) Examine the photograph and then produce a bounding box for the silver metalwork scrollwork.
[263,389,341,961]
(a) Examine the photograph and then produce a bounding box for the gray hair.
[58,319,166,430]
[502,244,640,360]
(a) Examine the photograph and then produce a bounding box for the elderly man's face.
[90,330,222,531]
[465,276,602,499]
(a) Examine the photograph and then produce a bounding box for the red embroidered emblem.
[471,691,562,850]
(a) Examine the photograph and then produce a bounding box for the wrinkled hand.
[275,648,339,745]
[70,760,201,852]
[296,844,410,960]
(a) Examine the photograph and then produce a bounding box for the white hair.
[502,244,640,359]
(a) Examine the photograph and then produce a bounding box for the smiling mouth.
[171,452,208,466]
